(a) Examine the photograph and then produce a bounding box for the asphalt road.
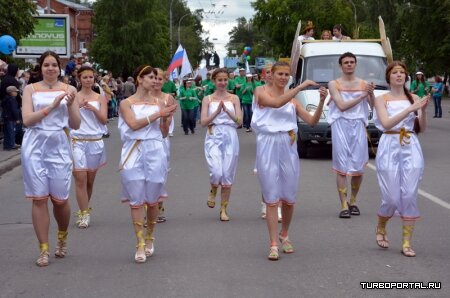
[1,103,450,298]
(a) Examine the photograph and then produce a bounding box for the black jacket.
[0,63,22,108]
[1,95,21,121]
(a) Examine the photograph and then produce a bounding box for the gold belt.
[72,137,103,142]
[208,124,214,135]
[118,140,142,172]
[384,127,414,146]
[288,130,296,145]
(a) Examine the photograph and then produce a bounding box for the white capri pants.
[255,132,300,205]
[204,124,239,187]
[331,118,368,176]
[376,134,424,220]
[22,128,72,203]
[72,135,107,172]
[120,139,168,208]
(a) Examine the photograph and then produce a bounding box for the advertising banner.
[255,57,276,70]
[14,14,70,58]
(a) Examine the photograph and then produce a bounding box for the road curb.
[0,153,21,176]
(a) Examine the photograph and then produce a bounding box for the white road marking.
[367,162,450,210]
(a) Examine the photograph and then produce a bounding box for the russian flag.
[167,45,184,73]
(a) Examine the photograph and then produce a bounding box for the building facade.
[36,0,94,56]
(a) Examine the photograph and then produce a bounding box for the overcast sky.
[185,0,255,64]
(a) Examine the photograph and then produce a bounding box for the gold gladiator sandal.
[145,221,156,257]
[134,221,146,263]
[220,200,230,221]
[338,187,350,218]
[157,202,166,223]
[376,216,389,249]
[349,184,361,215]
[207,186,218,208]
[143,205,148,227]
[76,208,92,229]
[279,233,294,254]
[36,243,50,267]
[401,225,416,257]
[55,230,68,258]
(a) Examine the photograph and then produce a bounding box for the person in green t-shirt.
[253,73,264,88]
[227,71,236,94]
[242,74,255,132]
[162,71,178,98]
[178,79,198,135]
[234,68,246,103]
[202,72,216,96]
[410,71,430,98]
[193,75,204,124]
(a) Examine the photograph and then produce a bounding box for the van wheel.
[297,137,309,159]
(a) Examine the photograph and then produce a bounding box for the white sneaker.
[278,206,282,223]
[169,133,174,137]
[261,203,266,219]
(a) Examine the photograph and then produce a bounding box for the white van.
[291,20,392,158]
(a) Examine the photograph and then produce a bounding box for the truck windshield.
[301,55,388,89]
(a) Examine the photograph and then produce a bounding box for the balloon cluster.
[0,35,17,55]
[242,46,252,62]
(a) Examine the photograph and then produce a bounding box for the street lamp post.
[170,0,174,55]
[178,13,190,46]
[348,0,358,38]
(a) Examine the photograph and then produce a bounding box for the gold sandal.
[220,201,230,221]
[401,225,416,257]
[145,221,156,257]
[55,231,68,258]
[376,227,389,249]
[36,243,50,267]
[207,186,218,208]
[134,222,146,263]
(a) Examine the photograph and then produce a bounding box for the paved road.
[1,105,450,298]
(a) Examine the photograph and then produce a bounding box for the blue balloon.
[247,46,252,52]
[0,35,17,55]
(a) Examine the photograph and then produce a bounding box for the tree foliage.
[91,0,209,75]
[225,17,272,63]
[0,0,37,41]
[252,0,353,57]
[252,0,450,74]
[90,0,169,77]
[161,0,207,64]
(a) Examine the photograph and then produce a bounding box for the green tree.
[395,0,450,73]
[252,0,353,57]
[355,0,450,73]
[0,0,37,41]
[90,0,169,77]
[226,17,271,63]
[161,1,210,66]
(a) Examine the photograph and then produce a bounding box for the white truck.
[290,17,393,158]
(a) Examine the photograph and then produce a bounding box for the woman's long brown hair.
[385,61,420,133]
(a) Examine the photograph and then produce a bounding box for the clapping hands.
[318,86,328,101]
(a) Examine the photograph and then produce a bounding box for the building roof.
[56,0,92,11]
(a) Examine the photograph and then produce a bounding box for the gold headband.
[137,65,151,78]
[78,69,93,76]
[391,66,405,73]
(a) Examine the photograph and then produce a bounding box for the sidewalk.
[0,145,21,176]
